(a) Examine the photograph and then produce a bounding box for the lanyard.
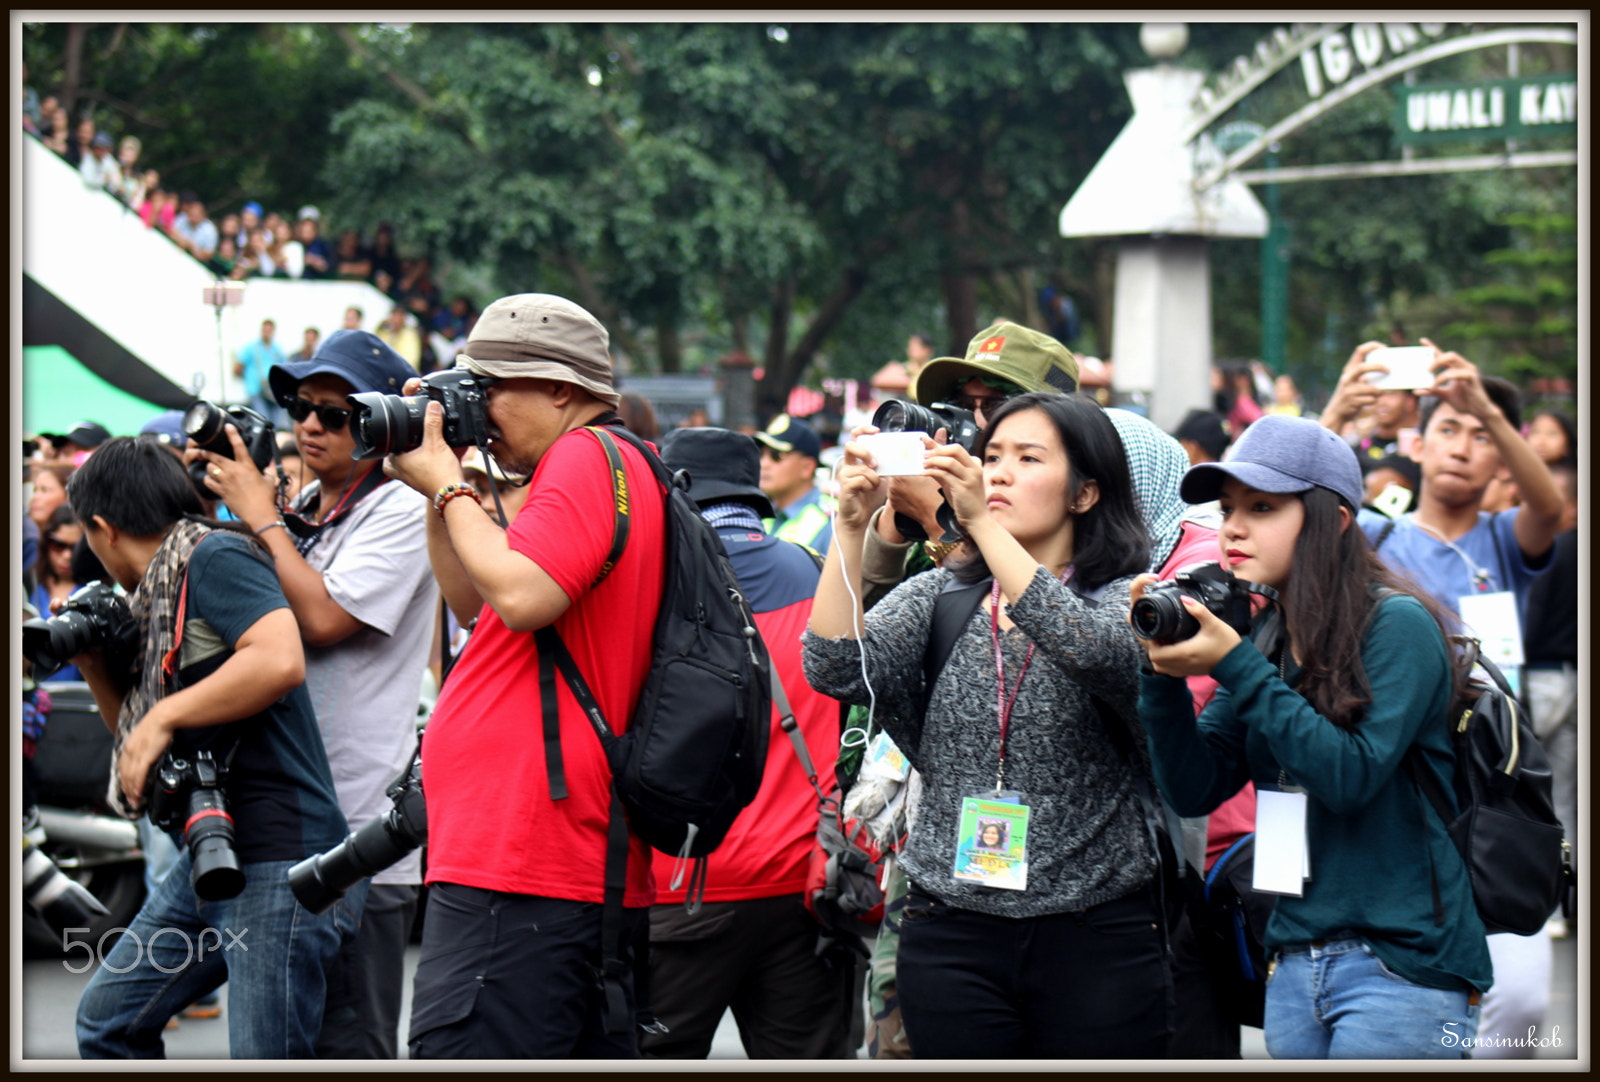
[1409,515,1496,593]
[989,566,1071,793]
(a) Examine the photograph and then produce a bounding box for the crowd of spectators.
[26,89,481,376]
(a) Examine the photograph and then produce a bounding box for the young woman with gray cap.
[1131,414,1489,1059]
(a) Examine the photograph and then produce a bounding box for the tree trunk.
[1093,241,1117,358]
[656,320,681,374]
[60,24,87,117]
[759,279,795,415]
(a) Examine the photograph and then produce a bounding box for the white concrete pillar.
[1111,236,1214,432]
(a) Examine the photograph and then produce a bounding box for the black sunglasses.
[46,536,76,553]
[284,398,352,431]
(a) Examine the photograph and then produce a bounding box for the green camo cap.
[910,321,1079,407]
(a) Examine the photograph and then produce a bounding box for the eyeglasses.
[46,536,75,553]
[949,391,1014,416]
[285,398,352,431]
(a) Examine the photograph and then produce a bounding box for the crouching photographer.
[62,438,351,1059]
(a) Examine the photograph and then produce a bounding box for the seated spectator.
[139,181,178,233]
[41,101,70,156]
[264,219,296,276]
[28,463,75,533]
[375,304,423,370]
[65,114,95,167]
[172,194,219,262]
[79,131,122,193]
[231,227,278,280]
[262,209,285,236]
[238,201,263,250]
[217,212,242,251]
[342,305,364,331]
[115,136,144,204]
[295,207,334,279]
[395,256,440,318]
[271,219,303,279]
[432,295,474,339]
[334,229,372,280]
[207,235,240,279]
[369,223,402,294]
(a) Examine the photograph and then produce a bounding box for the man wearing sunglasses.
[755,414,834,556]
[185,329,438,1058]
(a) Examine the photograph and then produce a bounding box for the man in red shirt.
[384,294,666,1058]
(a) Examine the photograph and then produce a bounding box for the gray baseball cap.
[1180,414,1364,510]
[455,294,619,408]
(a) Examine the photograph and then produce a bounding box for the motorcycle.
[24,681,147,959]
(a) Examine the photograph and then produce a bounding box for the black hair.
[66,438,264,550]
[1418,375,1522,435]
[1174,409,1231,461]
[949,392,1149,591]
[1281,486,1462,731]
[1531,408,1576,465]
[34,504,81,588]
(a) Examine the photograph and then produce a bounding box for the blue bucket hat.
[138,410,189,448]
[269,330,413,407]
[1179,414,1364,510]
[753,414,822,460]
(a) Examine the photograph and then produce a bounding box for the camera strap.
[282,464,389,556]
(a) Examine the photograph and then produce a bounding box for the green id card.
[951,792,1030,891]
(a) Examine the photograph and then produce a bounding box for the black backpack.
[1403,637,1572,936]
[532,424,772,1033]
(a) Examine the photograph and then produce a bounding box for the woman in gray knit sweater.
[803,392,1167,1058]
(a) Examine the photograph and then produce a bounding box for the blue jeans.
[1263,934,1480,1059]
[77,853,357,1058]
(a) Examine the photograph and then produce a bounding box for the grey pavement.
[19,932,1581,1061]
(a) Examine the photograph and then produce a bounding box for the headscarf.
[1105,408,1190,573]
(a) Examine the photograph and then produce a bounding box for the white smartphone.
[857,431,928,476]
[1365,346,1436,390]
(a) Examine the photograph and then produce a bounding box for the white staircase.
[23,134,397,405]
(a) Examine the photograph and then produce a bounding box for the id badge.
[1457,591,1524,673]
[1253,788,1308,897]
[952,791,1029,891]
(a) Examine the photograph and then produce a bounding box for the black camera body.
[1130,562,1260,643]
[868,399,983,543]
[147,749,245,901]
[183,400,277,497]
[22,581,140,681]
[289,753,427,914]
[871,399,982,456]
[346,369,493,460]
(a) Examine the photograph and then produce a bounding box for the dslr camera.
[1130,562,1268,643]
[289,753,426,914]
[22,581,140,682]
[870,399,982,456]
[183,400,277,498]
[346,369,494,460]
[868,400,983,543]
[147,749,245,901]
[23,833,111,935]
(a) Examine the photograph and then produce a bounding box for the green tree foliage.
[23,23,373,214]
[316,22,1139,411]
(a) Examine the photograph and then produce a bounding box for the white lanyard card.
[1253,788,1309,897]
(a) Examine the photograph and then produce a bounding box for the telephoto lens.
[289,758,427,913]
[22,835,111,933]
[185,787,245,901]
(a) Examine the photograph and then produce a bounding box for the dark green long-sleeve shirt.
[1140,593,1492,994]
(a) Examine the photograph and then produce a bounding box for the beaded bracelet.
[434,482,479,520]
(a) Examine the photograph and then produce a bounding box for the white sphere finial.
[1140,23,1188,60]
